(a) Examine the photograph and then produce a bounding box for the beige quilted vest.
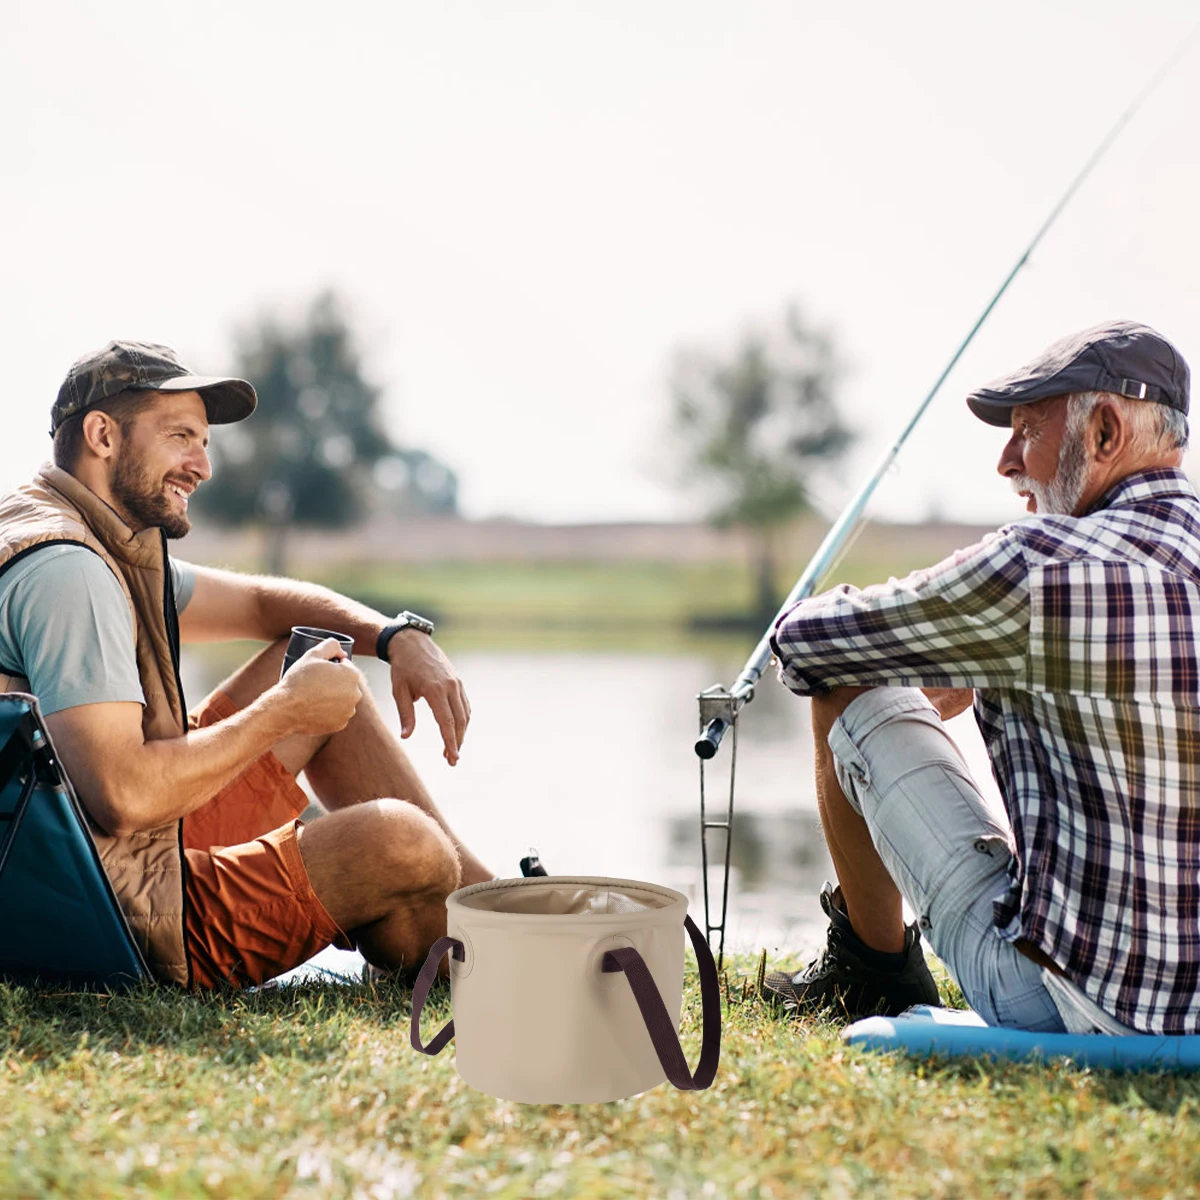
[0,464,189,986]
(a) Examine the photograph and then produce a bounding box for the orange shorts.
[182,689,352,990]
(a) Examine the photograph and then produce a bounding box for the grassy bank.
[4,959,1198,1198]
[310,551,938,651]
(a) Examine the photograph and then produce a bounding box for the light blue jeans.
[827,687,1066,1032]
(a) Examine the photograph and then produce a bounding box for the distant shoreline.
[181,512,996,571]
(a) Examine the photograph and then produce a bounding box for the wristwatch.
[376,610,436,661]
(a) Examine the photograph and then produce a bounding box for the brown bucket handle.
[409,936,464,1055]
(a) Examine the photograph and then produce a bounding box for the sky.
[4,0,1199,527]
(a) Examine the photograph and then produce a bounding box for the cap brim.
[966,394,1027,427]
[965,372,1085,427]
[155,374,257,424]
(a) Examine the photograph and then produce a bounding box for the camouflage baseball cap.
[51,340,257,434]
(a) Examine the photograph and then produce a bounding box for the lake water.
[181,641,1002,968]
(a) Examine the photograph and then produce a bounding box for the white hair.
[1010,390,1188,516]
[1068,390,1189,454]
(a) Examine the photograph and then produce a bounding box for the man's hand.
[45,637,365,838]
[276,639,364,736]
[386,631,471,765]
[922,688,975,721]
[182,566,470,762]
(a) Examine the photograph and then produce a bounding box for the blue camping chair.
[0,692,148,988]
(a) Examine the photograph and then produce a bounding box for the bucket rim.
[446,875,689,927]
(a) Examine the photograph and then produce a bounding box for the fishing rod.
[694,23,1200,968]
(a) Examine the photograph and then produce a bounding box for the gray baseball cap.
[966,321,1190,427]
[52,340,257,434]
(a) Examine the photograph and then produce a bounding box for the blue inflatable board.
[844,1005,1200,1071]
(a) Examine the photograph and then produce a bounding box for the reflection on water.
[667,811,830,891]
[181,639,998,961]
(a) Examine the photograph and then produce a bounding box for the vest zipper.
[161,530,194,988]
[159,531,188,716]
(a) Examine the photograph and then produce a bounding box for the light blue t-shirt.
[0,544,196,716]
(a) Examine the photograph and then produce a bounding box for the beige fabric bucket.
[410,876,721,1103]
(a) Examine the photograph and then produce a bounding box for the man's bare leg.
[811,685,977,954]
[810,687,906,954]
[295,799,460,972]
[214,638,493,885]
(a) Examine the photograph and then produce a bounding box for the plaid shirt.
[771,468,1200,1035]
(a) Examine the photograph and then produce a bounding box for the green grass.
[321,560,760,625]
[309,550,942,652]
[4,959,1199,1198]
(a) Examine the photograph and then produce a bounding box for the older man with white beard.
[760,321,1200,1036]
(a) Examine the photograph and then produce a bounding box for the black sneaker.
[761,882,940,1020]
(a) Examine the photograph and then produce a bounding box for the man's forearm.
[770,536,1029,699]
[249,576,391,654]
[130,690,298,829]
[50,689,300,837]
[180,563,468,764]
[181,566,395,652]
[49,649,362,838]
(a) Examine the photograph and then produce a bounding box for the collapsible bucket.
[410,876,721,1103]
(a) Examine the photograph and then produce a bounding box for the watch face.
[400,610,435,634]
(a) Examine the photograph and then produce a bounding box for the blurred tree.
[670,306,855,624]
[194,292,458,573]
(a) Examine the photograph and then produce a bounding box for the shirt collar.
[1083,467,1196,516]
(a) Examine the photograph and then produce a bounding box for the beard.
[110,449,194,540]
[1010,410,1092,516]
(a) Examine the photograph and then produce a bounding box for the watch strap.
[376,611,435,661]
[376,624,403,662]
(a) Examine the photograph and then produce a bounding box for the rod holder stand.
[695,685,746,759]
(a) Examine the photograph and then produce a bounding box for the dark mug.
[280,626,355,679]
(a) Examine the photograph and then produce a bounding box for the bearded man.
[760,320,1199,1035]
[0,340,492,989]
